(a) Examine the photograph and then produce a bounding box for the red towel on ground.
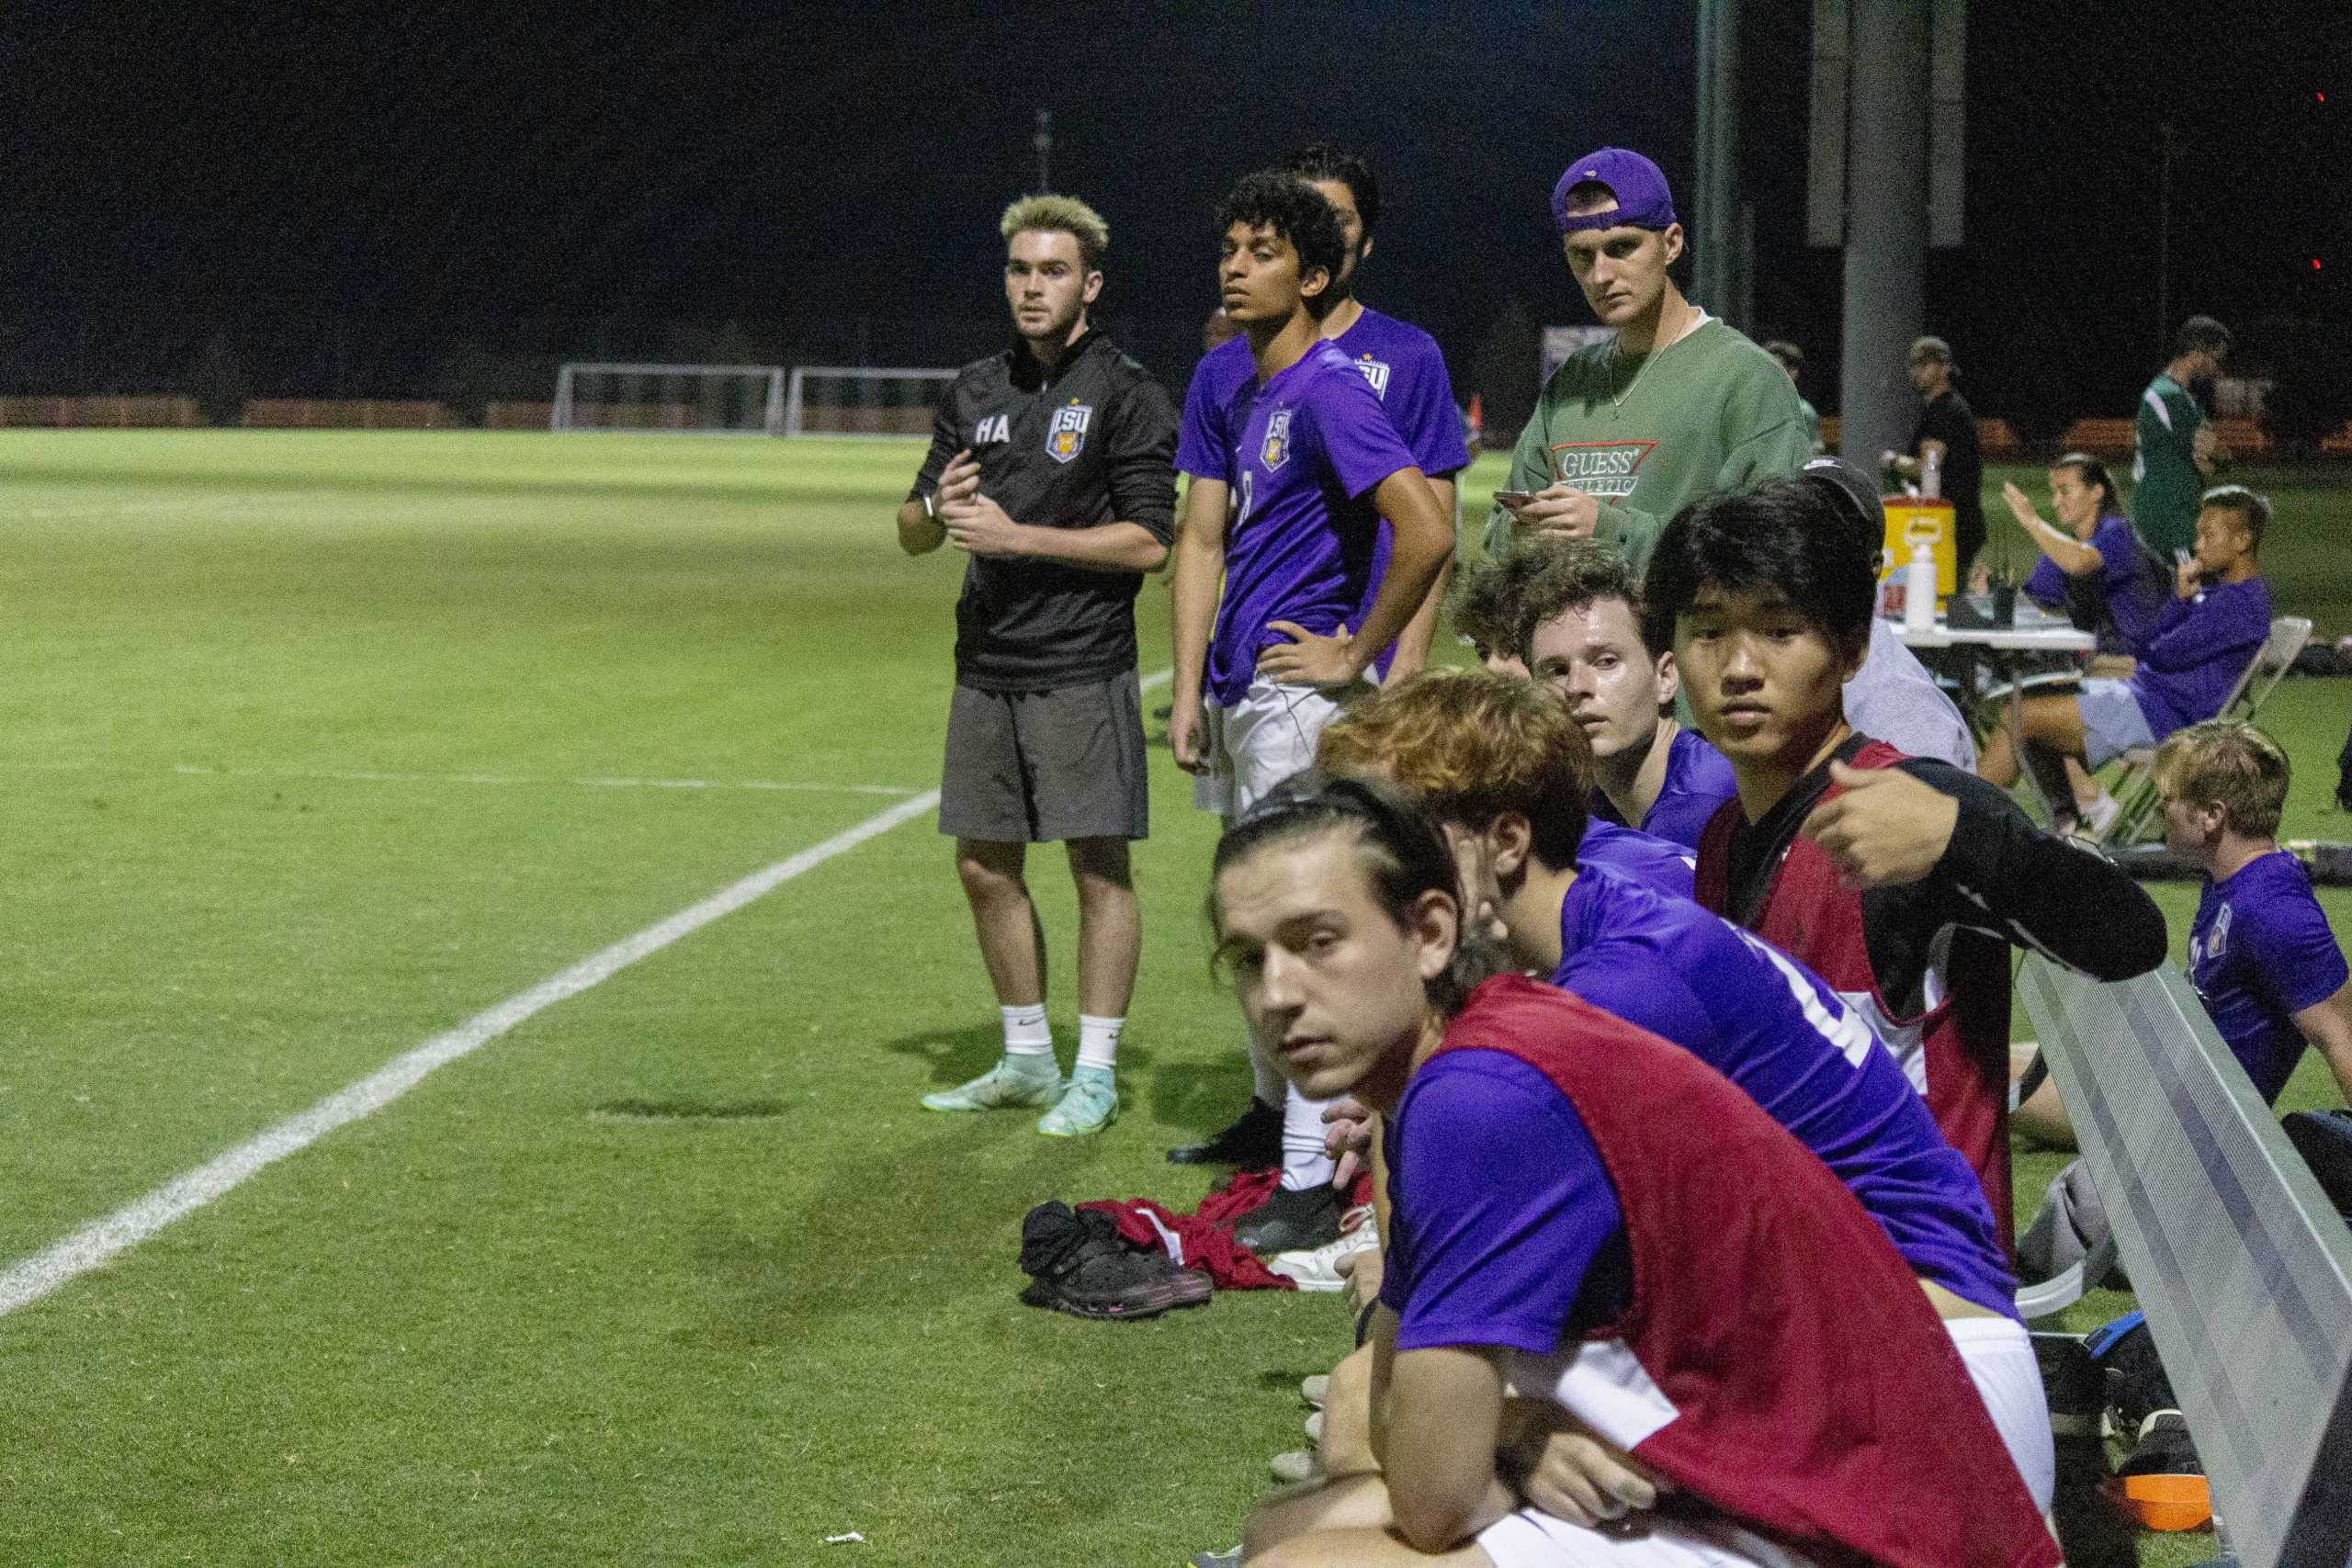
[1080,1168,1374,1292]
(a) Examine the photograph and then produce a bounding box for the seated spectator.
[1446,544,1552,677]
[1212,775,2059,1567]
[1976,484,2274,828]
[1645,475,2167,1246]
[2018,719,2352,1146]
[1318,669,2050,1508]
[2004,453,2166,656]
[1510,540,1736,850]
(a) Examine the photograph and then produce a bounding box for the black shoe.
[1016,1201,1211,1321]
[2109,1409,2211,1530]
[1167,1098,1283,1168]
[1233,1181,1346,1255]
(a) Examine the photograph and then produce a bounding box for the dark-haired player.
[1645,475,2168,1244]
[1977,485,2272,804]
[1179,144,1471,690]
[1165,170,1453,1249]
[2133,315,2233,562]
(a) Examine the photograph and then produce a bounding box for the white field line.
[0,790,938,1319]
[0,667,1172,1320]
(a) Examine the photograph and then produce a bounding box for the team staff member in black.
[897,194,1178,1138]
[1885,334,1985,585]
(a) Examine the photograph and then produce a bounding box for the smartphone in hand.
[1494,490,1537,510]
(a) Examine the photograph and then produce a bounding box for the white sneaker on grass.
[1268,1204,1378,1292]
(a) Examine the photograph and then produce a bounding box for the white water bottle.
[1904,540,1937,631]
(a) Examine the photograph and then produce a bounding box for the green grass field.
[0,431,2344,1565]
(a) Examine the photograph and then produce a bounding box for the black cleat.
[1232,1180,1346,1256]
[1166,1097,1283,1168]
[1016,1201,1211,1321]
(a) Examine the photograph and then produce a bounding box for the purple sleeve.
[2139,581,2267,673]
[2240,872,2352,1016]
[1304,365,1417,501]
[1379,1050,1623,1356]
[1174,355,1232,482]
[1392,336,1471,479]
[2023,555,2066,607]
[2094,517,2139,592]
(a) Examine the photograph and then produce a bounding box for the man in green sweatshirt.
[1485,148,1810,579]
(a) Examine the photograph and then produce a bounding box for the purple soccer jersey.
[1376,1048,1631,1352]
[2128,575,2272,737]
[1577,818,1695,898]
[1551,865,2018,1318]
[2189,850,2350,1104]
[1591,728,1737,852]
[1179,310,1466,678]
[2021,513,2165,654]
[1200,340,1418,707]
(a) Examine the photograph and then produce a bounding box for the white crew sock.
[1247,1029,1286,1107]
[1001,1003,1055,1065]
[1075,1014,1124,1074]
[1280,1082,1338,1191]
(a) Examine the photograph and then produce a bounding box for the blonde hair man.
[897,194,1179,1138]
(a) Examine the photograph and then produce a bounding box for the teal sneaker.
[921,1057,1062,1112]
[1036,1068,1119,1136]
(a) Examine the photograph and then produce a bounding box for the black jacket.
[911,331,1177,692]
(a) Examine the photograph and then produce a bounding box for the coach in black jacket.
[895,193,1177,1140]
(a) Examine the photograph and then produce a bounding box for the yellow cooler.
[1882,498,1958,603]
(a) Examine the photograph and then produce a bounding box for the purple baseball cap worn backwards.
[1553,148,1679,234]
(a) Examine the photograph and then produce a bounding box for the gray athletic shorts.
[2075,676,2156,769]
[939,671,1148,843]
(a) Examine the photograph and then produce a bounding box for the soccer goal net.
[782,367,956,439]
[549,363,786,435]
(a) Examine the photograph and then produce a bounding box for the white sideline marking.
[0,667,1172,1319]
[0,789,935,1320]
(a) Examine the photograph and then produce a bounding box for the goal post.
[783,367,956,439]
[549,363,786,435]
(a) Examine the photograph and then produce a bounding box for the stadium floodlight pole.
[1693,0,1741,326]
[1835,0,1930,470]
[1034,108,1051,193]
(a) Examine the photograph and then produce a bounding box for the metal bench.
[2017,954,2352,1567]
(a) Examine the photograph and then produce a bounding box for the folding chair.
[2098,615,2312,845]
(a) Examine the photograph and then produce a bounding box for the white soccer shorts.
[1191,676,1360,821]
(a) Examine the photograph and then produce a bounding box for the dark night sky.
[6,0,2346,414]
